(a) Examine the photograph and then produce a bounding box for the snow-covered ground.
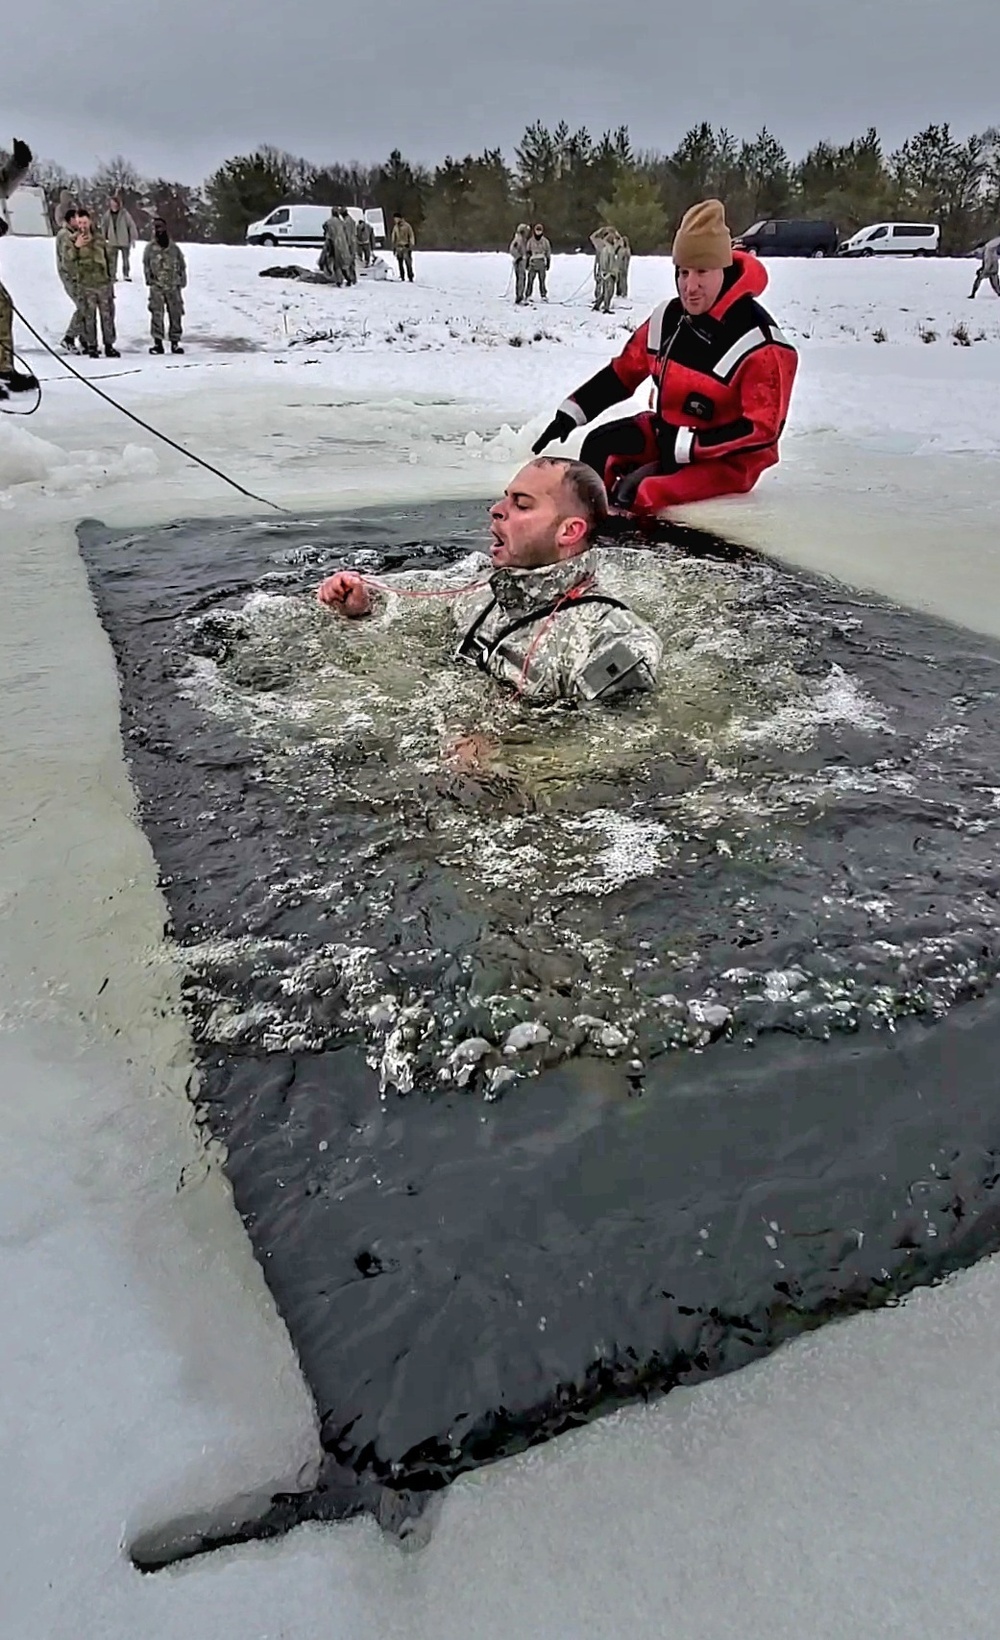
[3,241,1000,1637]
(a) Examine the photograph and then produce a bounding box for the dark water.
[79,502,1000,1560]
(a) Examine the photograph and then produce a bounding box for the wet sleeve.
[567,611,662,702]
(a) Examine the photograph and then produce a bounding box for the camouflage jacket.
[55,224,78,286]
[450,550,661,704]
[143,240,187,290]
[63,233,112,289]
[509,224,531,263]
[324,215,349,257]
[527,233,551,268]
[982,236,1000,275]
[391,219,415,250]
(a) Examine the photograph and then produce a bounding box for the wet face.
[489,463,588,570]
[677,266,726,315]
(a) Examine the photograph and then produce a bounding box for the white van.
[0,184,53,237]
[839,222,940,257]
[245,204,386,248]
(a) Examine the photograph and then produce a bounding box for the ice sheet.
[3,243,1000,1637]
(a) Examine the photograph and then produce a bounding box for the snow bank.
[0,419,157,502]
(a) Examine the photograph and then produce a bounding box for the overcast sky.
[9,0,1000,182]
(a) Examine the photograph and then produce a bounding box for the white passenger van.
[245,204,386,247]
[839,222,940,257]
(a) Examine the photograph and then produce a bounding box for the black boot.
[149,340,164,355]
[104,345,121,358]
[61,335,78,353]
[0,367,39,393]
[85,349,100,359]
[170,341,184,355]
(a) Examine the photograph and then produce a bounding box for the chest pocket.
[457,594,628,676]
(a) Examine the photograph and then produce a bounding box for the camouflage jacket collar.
[488,550,597,616]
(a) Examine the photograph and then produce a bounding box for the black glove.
[11,138,32,170]
[532,410,576,455]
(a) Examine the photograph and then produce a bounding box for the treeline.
[18,120,1000,254]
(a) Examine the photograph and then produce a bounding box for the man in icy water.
[316,457,662,704]
[533,199,798,519]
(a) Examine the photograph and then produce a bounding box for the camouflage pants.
[616,266,629,298]
[60,278,85,345]
[525,264,547,300]
[0,281,12,372]
[513,260,527,302]
[594,272,616,313]
[108,244,132,280]
[395,249,414,281]
[149,286,184,343]
[78,286,117,352]
[970,267,1000,298]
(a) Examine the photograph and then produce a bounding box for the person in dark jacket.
[534,200,798,518]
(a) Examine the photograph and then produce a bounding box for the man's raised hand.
[316,570,372,618]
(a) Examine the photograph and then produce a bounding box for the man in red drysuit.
[533,199,798,518]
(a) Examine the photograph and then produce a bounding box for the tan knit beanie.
[672,199,733,268]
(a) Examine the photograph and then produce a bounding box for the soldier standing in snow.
[616,233,631,297]
[101,195,139,280]
[969,236,1000,299]
[144,216,187,355]
[340,209,358,284]
[391,214,415,281]
[509,222,531,304]
[0,136,39,396]
[55,205,86,352]
[590,227,620,313]
[356,217,373,267]
[63,208,119,358]
[524,223,552,302]
[321,210,351,286]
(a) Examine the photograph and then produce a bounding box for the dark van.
[734,219,840,258]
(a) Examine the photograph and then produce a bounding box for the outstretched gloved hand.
[531,410,575,455]
[316,570,372,618]
[11,139,32,170]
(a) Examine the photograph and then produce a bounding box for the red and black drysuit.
[559,252,798,517]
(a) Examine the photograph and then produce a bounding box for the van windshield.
[743,222,765,237]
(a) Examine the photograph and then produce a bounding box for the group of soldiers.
[54,194,187,357]
[506,221,632,310]
[508,223,553,303]
[590,225,631,312]
[319,210,417,285]
[318,207,378,285]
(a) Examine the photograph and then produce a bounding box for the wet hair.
[531,457,608,539]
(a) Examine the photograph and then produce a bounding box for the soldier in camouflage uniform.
[509,222,531,304]
[0,136,39,396]
[616,233,631,298]
[590,227,620,313]
[341,209,358,283]
[969,235,1000,299]
[320,210,351,286]
[524,224,552,302]
[143,217,187,354]
[391,215,415,281]
[356,217,374,267]
[55,207,86,351]
[316,458,661,706]
[62,210,119,358]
